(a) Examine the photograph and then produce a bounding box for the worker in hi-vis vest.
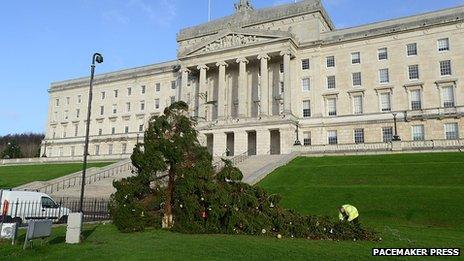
[339,204,359,224]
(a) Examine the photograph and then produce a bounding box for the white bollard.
[66,212,83,244]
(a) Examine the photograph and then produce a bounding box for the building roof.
[50,60,179,92]
[316,5,464,45]
[177,0,334,42]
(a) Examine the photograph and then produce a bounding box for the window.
[378,48,388,60]
[408,65,419,80]
[170,96,176,105]
[66,97,70,105]
[141,85,146,94]
[328,130,338,145]
[353,95,363,115]
[108,144,113,155]
[140,101,145,111]
[98,128,103,136]
[171,81,177,90]
[114,90,118,98]
[76,109,80,118]
[438,38,450,52]
[327,98,337,116]
[95,145,100,156]
[122,143,127,155]
[301,59,310,70]
[156,83,161,92]
[326,56,335,68]
[139,124,144,132]
[279,82,284,94]
[302,78,310,91]
[41,197,56,208]
[64,110,69,120]
[354,129,365,144]
[411,89,422,110]
[111,127,116,135]
[379,69,389,84]
[351,52,361,64]
[100,106,104,115]
[327,76,336,89]
[53,111,58,122]
[124,126,129,134]
[101,92,106,100]
[444,123,459,140]
[352,72,362,86]
[302,100,311,118]
[407,43,417,56]
[279,64,284,73]
[380,93,391,112]
[127,87,132,96]
[155,99,160,109]
[74,124,78,137]
[77,95,82,104]
[126,102,131,113]
[112,104,117,114]
[442,86,455,108]
[70,146,75,157]
[382,127,393,143]
[55,99,60,107]
[412,125,425,141]
[440,60,452,76]
[303,132,311,146]
[63,128,67,138]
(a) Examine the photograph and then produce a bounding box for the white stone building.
[41,0,464,160]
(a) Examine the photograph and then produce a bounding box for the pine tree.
[1,141,23,159]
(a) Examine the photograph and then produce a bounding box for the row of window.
[301,85,455,117]
[51,122,147,139]
[54,81,177,107]
[302,123,460,146]
[300,60,453,91]
[51,143,130,157]
[300,38,451,70]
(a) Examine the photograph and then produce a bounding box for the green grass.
[0,162,114,188]
[2,153,463,260]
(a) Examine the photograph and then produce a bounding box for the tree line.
[0,133,44,159]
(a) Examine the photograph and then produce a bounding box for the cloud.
[128,0,177,26]
[102,9,130,25]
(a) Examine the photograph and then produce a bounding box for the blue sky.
[0,0,462,135]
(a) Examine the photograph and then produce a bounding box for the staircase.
[237,152,299,185]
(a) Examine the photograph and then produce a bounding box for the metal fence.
[0,198,110,226]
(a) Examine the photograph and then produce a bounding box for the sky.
[0,0,463,135]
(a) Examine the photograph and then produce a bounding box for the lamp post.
[294,123,301,146]
[392,113,401,141]
[79,53,103,212]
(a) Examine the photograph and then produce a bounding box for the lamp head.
[95,53,104,64]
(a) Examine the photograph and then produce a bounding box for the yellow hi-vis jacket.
[339,204,359,222]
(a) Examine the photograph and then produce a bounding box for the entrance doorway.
[226,132,235,156]
[270,130,281,155]
[206,134,213,155]
[247,131,257,156]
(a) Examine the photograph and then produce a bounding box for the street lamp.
[294,123,301,146]
[392,113,401,141]
[79,53,103,212]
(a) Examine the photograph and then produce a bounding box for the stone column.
[180,67,190,103]
[280,50,292,115]
[256,129,271,155]
[212,132,227,157]
[197,64,209,119]
[258,53,270,116]
[236,57,249,118]
[216,61,228,120]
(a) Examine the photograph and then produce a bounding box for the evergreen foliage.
[109,102,378,241]
[1,141,23,159]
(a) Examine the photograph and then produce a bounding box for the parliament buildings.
[41,0,464,160]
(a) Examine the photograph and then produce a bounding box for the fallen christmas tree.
[109,102,379,241]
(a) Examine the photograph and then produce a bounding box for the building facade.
[42,0,464,159]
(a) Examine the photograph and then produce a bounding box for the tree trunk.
[162,165,175,229]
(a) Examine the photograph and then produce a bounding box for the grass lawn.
[0,162,114,188]
[1,153,463,260]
